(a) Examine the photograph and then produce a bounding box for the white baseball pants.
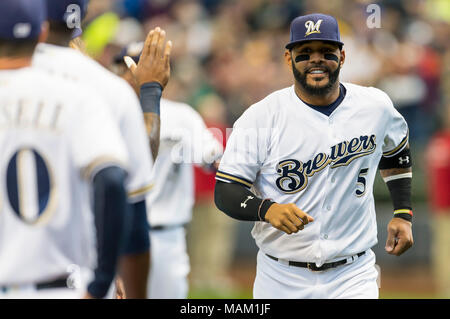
[253,249,379,299]
[148,226,190,299]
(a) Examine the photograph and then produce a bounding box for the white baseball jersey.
[217,82,408,267]
[33,43,153,202]
[0,67,128,285]
[146,99,223,226]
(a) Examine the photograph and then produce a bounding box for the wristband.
[393,209,413,222]
[258,198,274,222]
[385,177,412,210]
[139,82,162,114]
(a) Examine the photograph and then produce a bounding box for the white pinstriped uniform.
[33,43,154,203]
[0,67,128,298]
[216,82,409,298]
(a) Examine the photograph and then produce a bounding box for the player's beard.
[292,61,341,96]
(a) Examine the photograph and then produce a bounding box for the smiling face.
[285,41,345,96]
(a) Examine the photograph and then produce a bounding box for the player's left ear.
[339,49,345,68]
[38,21,49,43]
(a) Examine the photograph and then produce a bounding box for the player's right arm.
[214,104,313,235]
[215,182,313,234]
[125,27,172,161]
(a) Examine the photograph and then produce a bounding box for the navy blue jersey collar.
[302,83,346,116]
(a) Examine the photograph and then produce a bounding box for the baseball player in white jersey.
[0,0,130,299]
[146,98,222,299]
[111,43,223,298]
[215,13,414,299]
[32,0,172,298]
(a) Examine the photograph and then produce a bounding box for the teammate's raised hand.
[265,203,314,235]
[385,218,413,256]
[124,27,172,88]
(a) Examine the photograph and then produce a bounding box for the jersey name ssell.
[276,134,376,193]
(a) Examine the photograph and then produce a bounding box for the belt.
[150,223,187,231]
[0,275,69,293]
[266,251,366,271]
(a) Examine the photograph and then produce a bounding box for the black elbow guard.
[378,147,412,169]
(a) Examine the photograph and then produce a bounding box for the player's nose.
[308,51,325,63]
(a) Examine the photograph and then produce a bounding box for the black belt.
[150,223,187,231]
[0,275,69,293]
[266,251,366,271]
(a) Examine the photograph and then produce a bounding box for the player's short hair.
[48,20,74,37]
[0,38,38,58]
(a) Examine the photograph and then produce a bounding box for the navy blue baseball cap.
[0,0,47,40]
[46,0,89,38]
[113,42,144,65]
[285,13,344,50]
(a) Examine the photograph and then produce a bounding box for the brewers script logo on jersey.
[276,134,376,193]
[305,19,323,36]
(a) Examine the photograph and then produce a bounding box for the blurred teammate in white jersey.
[33,0,172,298]
[111,43,223,298]
[0,0,130,299]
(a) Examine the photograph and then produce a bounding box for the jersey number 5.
[356,168,369,197]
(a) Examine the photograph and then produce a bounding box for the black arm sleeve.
[385,177,413,222]
[121,199,150,255]
[214,181,274,222]
[385,178,412,211]
[88,166,131,298]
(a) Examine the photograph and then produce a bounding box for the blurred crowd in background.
[81,0,450,149]
[76,0,450,296]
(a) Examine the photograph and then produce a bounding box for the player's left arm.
[379,144,413,256]
[144,112,160,161]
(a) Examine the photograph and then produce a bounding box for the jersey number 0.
[6,148,54,225]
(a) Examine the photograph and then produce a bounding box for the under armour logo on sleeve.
[399,156,409,165]
[241,196,254,208]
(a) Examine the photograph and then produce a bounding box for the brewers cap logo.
[305,19,323,36]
